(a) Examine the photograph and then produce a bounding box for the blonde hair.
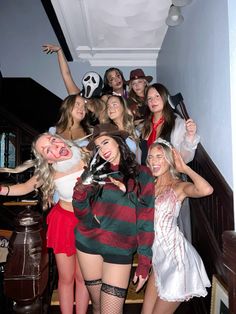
[86,98,109,123]
[0,132,89,210]
[0,159,36,174]
[106,95,139,143]
[147,141,180,179]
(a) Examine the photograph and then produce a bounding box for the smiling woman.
[142,139,213,314]
[48,94,91,147]
[105,95,140,161]
[72,123,155,314]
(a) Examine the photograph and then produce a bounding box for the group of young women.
[0,43,214,314]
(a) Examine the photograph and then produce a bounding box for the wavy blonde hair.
[106,95,139,143]
[86,98,109,123]
[0,132,89,210]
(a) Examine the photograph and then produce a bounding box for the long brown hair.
[141,83,176,140]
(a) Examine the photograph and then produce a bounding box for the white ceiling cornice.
[51,0,171,67]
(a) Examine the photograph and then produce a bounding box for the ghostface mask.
[81,71,103,99]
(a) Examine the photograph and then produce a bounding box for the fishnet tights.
[101,283,127,314]
[85,279,102,314]
[85,280,127,314]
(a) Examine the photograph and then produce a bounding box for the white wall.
[156,0,233,188]
[0,0,156,100]
[228,0,236,226]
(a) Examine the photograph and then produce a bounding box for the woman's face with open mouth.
[35,135,72,163]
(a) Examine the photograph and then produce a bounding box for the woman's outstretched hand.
[42,43,61,54]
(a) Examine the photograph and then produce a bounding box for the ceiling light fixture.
[172,0,192,6]
[166,5,184,27]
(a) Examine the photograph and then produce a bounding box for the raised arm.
[171,116,200,163]
[42,43,80,95]
[0,175,40,196]
[173,148,213,200]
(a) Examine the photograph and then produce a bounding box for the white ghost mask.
[82,72,102,99]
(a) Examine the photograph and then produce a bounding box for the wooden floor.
[50,303,142,313]
[50,280,144,313]
[51,281,144,306]
[49,302,195,314]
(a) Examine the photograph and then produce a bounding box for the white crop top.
[54,170,83,202]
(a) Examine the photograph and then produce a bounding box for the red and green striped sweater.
[72,165,155,279]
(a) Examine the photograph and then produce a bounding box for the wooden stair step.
[126,281,144,304]
[51,253,142,306]
[132,253,138,267]
[51,279,144,306]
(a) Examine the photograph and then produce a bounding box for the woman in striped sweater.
[72,123,155,314]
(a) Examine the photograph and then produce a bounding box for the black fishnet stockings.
[85,280,127,313]
[101,283,127,314]
[85,279,102,314]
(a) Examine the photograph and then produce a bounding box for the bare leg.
[142,270,181,314]
[74,256,90,314]
[101,262,131,314]
[152,298,181,314]
[141,270,157,314]
[77,250,103,314]
[55,253,76,314]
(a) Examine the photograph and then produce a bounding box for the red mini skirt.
[46,203,78,256]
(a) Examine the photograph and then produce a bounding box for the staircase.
[49,256,196,314]
[49,253,144,313]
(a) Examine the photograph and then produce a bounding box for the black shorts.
[77,242,133,265]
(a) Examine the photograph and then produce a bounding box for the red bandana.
[147,116,165,147]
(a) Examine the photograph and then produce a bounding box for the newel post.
[4,206,48,313]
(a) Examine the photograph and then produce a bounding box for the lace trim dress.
[152,187,211,302]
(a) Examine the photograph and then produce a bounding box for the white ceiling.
[51,0,172,66]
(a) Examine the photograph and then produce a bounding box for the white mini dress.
[152,187,211,302]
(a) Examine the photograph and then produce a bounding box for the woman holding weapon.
[140,83,200,164]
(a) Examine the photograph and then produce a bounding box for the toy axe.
[168,93,190,120]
